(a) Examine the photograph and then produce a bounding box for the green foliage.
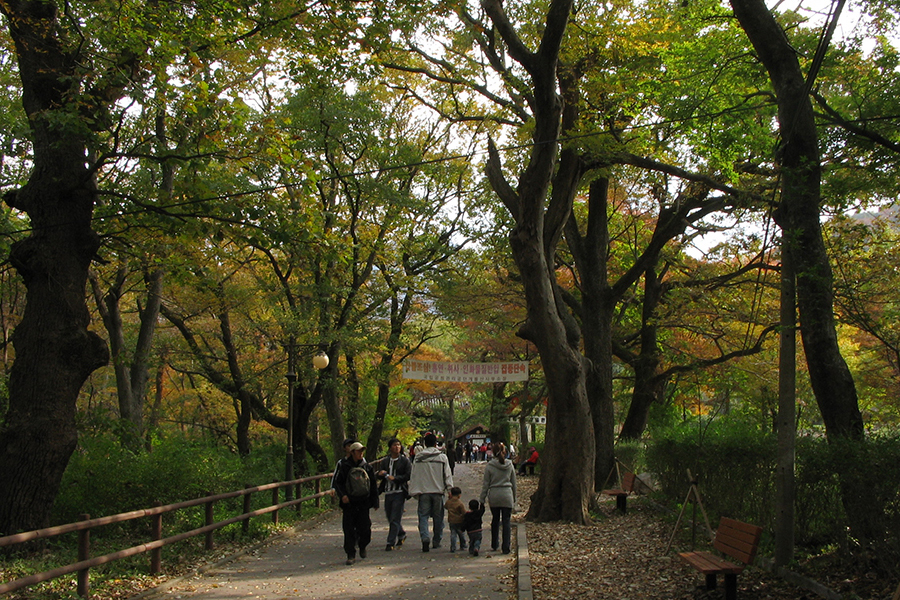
[646,420,776,527]
[53,433,289,524]
[647,422,900,565]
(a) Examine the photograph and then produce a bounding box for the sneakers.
[346,556,355,565]
[385,544,394,551]
[396,533,406,547]
[359,547,367,559]
[473,550,479,556]
[422,541,430,553]
[432,540,441,549]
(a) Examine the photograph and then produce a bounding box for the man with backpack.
[333,441,379,565]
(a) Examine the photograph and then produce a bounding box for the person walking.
[375,437,411,551]
[408,432,453,552]
[444,486,467,552]
[333,442,379,565]
[480,441,516,555]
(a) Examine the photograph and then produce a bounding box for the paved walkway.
[142,462,519,600]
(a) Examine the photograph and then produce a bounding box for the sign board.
[402,360,529,383]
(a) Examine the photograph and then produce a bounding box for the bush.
[53,434,297,525]
[646,422,900,572]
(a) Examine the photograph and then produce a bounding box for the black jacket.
[462,504,485,533]
[333,457,379,510]
[373,454,411,497]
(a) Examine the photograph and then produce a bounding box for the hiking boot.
[422,541,430,552]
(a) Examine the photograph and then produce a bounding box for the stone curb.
[517,522,533,600]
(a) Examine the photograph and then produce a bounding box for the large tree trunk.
[618,266,665,441]
[570,178,616,490]
[483,0,594,523]
[729,0,876,549]
[729,0,861,440]
[0,0,109,535]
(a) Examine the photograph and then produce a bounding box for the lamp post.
[285,340,330,500]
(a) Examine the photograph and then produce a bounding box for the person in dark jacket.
[462,499,485,556]
[374,438,411,551]
[333,442,379,565]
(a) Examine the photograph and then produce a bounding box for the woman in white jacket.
[479,442,517,554]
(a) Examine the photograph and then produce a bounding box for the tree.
[0,0,111,535]
[728,0,863,440]
[0,0,352,534]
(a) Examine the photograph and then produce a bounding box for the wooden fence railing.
[0,473,333,599]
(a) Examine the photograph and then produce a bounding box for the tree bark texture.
[617,266,666,441]
[0,0,110,535]
[483,0,594,523]
[729,0,862,440]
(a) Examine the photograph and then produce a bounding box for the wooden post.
[151,504,162,574]
[242,486,252,535]
[77,514,90,598]
[272,484,280,525]
[205,497,215,550]
[315,478,322,508]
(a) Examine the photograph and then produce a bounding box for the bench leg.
[705,573,717,591]
[616,495,627,513]
[724,573,737,600]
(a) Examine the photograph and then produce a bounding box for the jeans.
[449,523,467,551]
[468,530,482,554]
[383,492,407,546]
[417,493,444,545]
[490,506,512,553]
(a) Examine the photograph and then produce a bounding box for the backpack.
[347,465,370,498]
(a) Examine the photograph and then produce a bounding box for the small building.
[452,424,490,448]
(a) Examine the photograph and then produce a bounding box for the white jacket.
[408,446,453,496]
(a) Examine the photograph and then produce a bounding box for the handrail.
[0,473,334,598]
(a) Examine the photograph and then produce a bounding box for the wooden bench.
[678,517,763,600]
[601,471,636,513]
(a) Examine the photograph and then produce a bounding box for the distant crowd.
[330,433,539,565]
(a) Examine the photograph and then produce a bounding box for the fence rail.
[0,473,333,598]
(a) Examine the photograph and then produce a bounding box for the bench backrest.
[713,517,763,565]
[622,472,637,492]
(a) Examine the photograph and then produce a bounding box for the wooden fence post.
[242,486,252,535]
[151,505,162,574]
[272,483,280,525]
[315,478,321,509]
[77,514,90,599]
[205,496,215,551]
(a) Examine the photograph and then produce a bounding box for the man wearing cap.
[332,441,379,565]
[408,432,453,552]
[331,437,357,491]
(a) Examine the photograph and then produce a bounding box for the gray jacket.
[480,457,517,509]
[408,446,453,496]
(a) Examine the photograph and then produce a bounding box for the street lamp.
[285,341,330,499]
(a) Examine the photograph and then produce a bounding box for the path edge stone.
[517,523,533,600]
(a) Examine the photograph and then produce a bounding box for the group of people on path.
[330,432,518,565]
